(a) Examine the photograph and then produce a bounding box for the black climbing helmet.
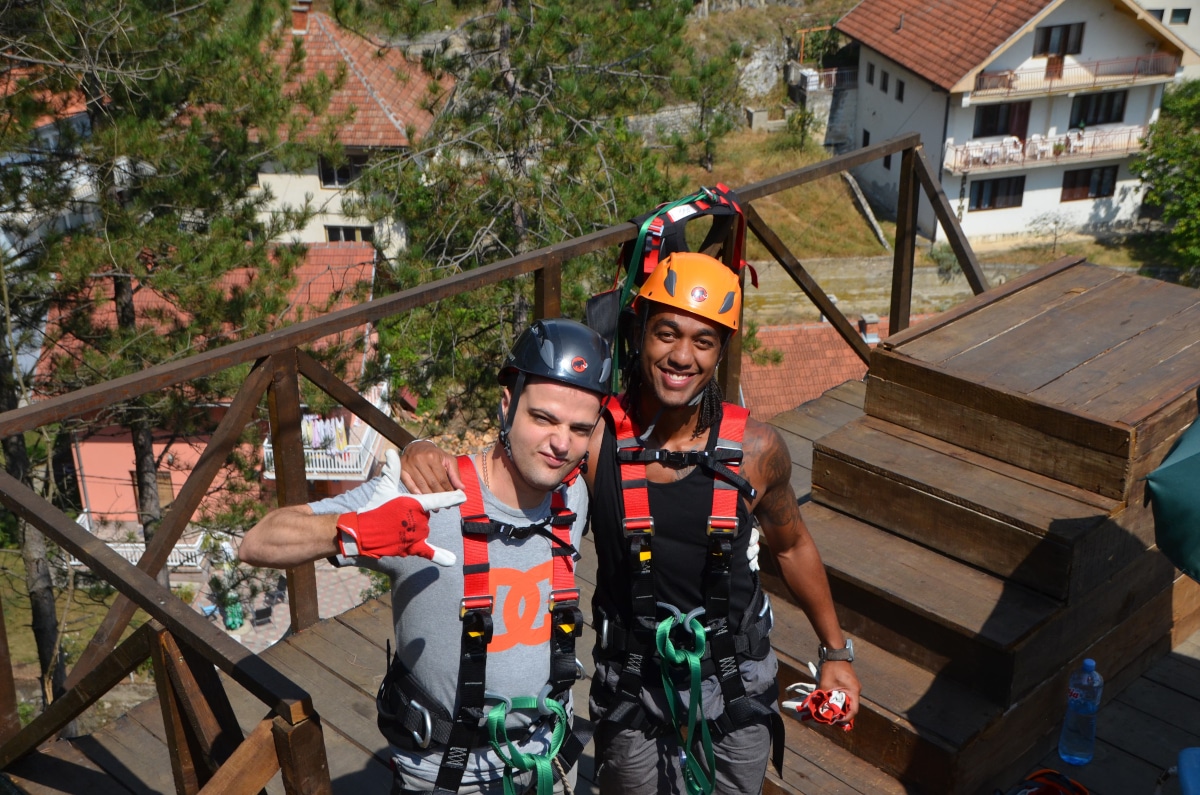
[498,318,612,450]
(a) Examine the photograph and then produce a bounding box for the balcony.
[972,53,1179,100]
[262,383,390,481]
[943,125,1147,174]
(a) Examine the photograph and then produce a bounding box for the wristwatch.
[819,637,854,663]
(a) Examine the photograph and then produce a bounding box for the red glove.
[798,689,854,731]
[335,449,463,565]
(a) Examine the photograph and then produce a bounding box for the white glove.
[747,523,761,573]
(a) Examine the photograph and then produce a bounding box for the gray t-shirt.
[311,463,588,787]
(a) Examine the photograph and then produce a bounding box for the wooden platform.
[4,376,1200,794]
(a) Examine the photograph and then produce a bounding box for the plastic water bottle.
[1058,658,1103,765]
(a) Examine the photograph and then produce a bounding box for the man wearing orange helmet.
[402,252,859,795]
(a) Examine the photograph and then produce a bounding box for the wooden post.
[273,714,332,795]
[890,146,919,336]
[534,263,561,320]
[718,212,743,402]
[151,624,205,794]
[0,607,19,745]
[267,351,319,631]
[910,144,990,295]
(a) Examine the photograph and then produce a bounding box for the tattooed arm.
[744,418,860,717]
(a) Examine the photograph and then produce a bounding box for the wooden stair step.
[795,501,1059,704]
[811,415,1133,601]
[762,551,1200,794]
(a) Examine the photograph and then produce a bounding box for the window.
[1061,166,1118,201]
[1070,91,1126,127]
[1149,9,1166,20]
[131,471,175,510]
[318,154,369,188]
[896,80,905,102]
[1033,23,1085,56]
[881,71,890,92]
[969,176,1026,211]
[883,153,892,170]
[325,225,374,243]
[866,63,875,85]
[1171,8,1191,24]
[863,129,871,147]
[973,101,1031,138]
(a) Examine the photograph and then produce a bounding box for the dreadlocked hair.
[621,359,725,440]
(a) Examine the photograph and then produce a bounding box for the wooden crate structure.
[776,259,1200,793]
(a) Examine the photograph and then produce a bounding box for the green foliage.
[360,569,390,601]
[1131,79,1200,283]
[770,108,820,153]
[743,321,783,366]
[342,0,712,429]
[927,243,959,284]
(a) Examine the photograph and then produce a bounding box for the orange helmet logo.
[571,356,588,373]
[690,286,708,303]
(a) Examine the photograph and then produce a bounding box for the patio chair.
[251,605,274,627]
[1067,129,1085,154]
[1028,133,1051,160]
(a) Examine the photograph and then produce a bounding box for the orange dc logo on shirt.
[487,560,553,653]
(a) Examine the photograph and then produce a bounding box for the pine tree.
[336,0,730,429]
[1,0,327,703]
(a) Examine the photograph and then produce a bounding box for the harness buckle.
[623,517,655,537]
[460,595,494,617]
[599,616,610,650]
[410,700,432,749]
[548,589,580,610]
[461,596,495,645]
[707,516,739,536]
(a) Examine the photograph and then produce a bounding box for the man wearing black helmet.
[239,318,611,795]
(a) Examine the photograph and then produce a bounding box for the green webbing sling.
[487,696,569,795]
[656,613,716,795]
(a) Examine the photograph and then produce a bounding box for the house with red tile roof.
[834,0,1197,242]
[740,314,932,421]
[255,1,454,256]
[45,242,387,563]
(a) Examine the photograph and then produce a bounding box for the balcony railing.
[793,66,858,92]
[973,53,1179,99]
[262,383,389,480]
[943,126,1147,174]
[69,535,208,572]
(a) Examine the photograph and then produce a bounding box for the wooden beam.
[737,133,922,202]
[65,359,274,690]
[535,263,562,320]
[889,147,919,335]
[159,631,244,771]
[0,624,152,768]
[152,623,206,794]
[295,351,413,452]
[911,144,989,296]
[0,469,315,724]
[273,714,332,795]
[0,603,19,746]
[196,718,280,795]
[269,352,319,631]
[744,204,871,365]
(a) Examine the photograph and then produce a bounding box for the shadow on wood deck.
[6,379,1200,795]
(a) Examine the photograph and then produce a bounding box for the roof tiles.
[279,10,453,147]
[836,0,1054,90]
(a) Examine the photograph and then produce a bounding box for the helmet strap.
[498,373,526,458]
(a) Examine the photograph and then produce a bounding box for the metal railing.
[69,534,208,572]
[793,66,858,92]
[973,52,1179,99]
[943,125,1147,173]
[0,133,988,793]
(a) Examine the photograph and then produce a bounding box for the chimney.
[292,1,310,35]
[859,313,881,345]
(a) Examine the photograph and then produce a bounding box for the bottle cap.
[1082,658,1096,672]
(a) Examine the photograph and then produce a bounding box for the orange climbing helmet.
[634,252,742,332]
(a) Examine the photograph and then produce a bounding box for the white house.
[255,2,453,257]
[836,0,1198,242]
[1134,1,1200,76]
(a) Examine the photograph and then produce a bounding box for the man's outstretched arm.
[240,506,339,569]
[744,418,861,719]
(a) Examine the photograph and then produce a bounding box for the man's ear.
[500,385,513,416]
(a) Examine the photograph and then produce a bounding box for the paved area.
[194,560,373,654]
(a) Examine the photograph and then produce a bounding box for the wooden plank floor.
[6,378,1200,794]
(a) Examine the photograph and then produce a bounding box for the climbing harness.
[375,455,586,794]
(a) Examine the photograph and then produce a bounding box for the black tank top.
[591,411,756,630]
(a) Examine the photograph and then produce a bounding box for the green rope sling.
[656,613,717,795]
[487,697,569,795]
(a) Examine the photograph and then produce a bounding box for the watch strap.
[819,637,854,663]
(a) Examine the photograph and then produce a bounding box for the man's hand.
[337,449,463,565]
[400,440,463,494]
[816,661,861,724]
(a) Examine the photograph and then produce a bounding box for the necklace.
[480,444,493,491]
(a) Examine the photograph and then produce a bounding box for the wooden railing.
[0,133,987,793]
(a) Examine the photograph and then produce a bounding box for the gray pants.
[594,719,770,795]
[391,762,577,795]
